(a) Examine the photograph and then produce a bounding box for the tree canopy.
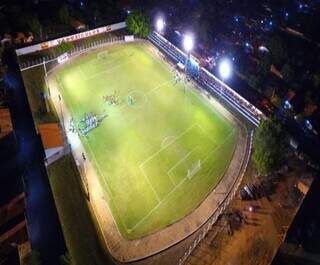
[268,35,288,67]
[59,252,72,265]
[24,251,42,265]
[126,10,151,38]
[259,55,272,77]
[253,119,288,176]
[58,4,70,25]
[26,15,42,39]
[54,41,74,56]
[281,63,294,83]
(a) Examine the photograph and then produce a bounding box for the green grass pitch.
[52,42,237,240]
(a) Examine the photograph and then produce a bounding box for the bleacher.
[148,31,264,127]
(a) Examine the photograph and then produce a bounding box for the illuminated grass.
[52,42,237,239]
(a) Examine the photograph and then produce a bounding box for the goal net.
[187,160,202,179]
[97,51,108,60]
[57,52,69,64]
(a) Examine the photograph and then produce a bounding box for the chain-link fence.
[178,131,253,265]
[19,35,126,71]
[149,31,264,127]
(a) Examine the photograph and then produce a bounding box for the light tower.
[182,33,194,93]
[156,17,165,33]
[219,59,232,80]
[218,58,232,95]
[183,33,194,54]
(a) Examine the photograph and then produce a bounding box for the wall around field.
[16,22,126,56]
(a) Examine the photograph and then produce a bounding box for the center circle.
[127,90,147,108]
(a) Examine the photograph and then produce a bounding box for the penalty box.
[140,125,217,201]
[77,48,132,78]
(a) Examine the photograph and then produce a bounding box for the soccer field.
[51,42,237,240]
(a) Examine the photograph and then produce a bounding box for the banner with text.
[16,21,126,56]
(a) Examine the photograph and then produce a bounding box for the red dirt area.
[185,157,310,265]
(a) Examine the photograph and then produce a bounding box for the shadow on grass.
[48,154,115,265]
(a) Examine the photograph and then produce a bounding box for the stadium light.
[219,58,232,81]
[156,17,165,33]
[183,33,194,53]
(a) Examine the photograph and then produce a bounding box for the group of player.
[78,113,98,136]
[103,90,121,106]
[174,70,182,84]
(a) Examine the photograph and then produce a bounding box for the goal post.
[97,51,108,60]
[57,52,70,64]
[187,160,202,179]
[125,35,134,42]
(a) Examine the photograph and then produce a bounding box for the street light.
[156,17,165,33]
[219,58,232,80]
[182,33,194,93]
[183,33,194,53]
[218,58,232,96]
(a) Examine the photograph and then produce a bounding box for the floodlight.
[183,34,194,53]
[67,131,80,149]
[219,58,232,80]
[156,17,165,32]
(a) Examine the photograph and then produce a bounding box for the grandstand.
[148,31,264,127]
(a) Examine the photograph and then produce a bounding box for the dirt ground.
[185,157,309,265]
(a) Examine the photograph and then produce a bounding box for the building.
[38,123,65,165]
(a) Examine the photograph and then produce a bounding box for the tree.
[248,74,262,92]
[253,119,287,176]
[24,251,42,265]
[126,10,151,38]
[313,73,320,89]
[259,55,272,77]
[281,63,294,83]
[54,41,74,56]
[268,35,287,67]
[197,20,212,44]
[59,252,72,265]
[58,4,70,25]
[27,15,42,39]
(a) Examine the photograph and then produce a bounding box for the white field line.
[166,128,234,186]
[167,147,198,186]
[84,131,136,232]
[139,125,197,169]
[110,80,171,116]
[202,129,235,164]
[97,50,109,59]
[58,78,132,232]
[88,57,112,71]
[139,167,161,203]
[196,124,218,146]
[145,79,174,96]
[130,172,189,231]
[84,59,133,81]
[83,138,133,232]
[55,45,237,234]
[132,127,236,231]
[70,78,175,222]
[77,66,86,80]
[111,79,172,116]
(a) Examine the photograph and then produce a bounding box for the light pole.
[82,152,90,201]
[183,33,194,93]
[58,94,65,135]
[218,58,232,95]
[42,58,51,113]
[156,17,165,33]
